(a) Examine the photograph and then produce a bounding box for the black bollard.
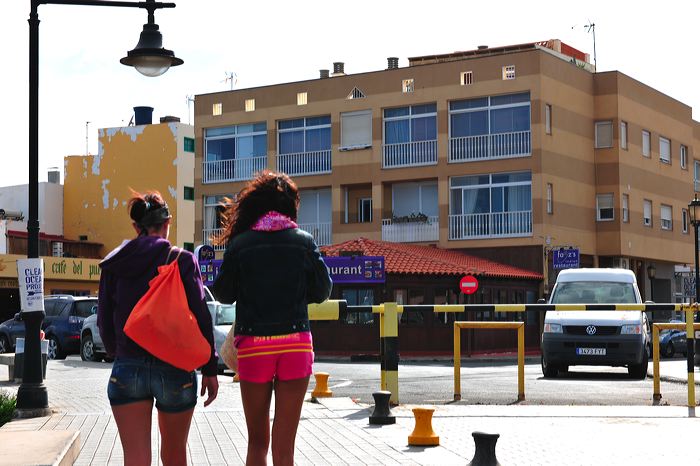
[468,431,501,466]
[369,391,395,425]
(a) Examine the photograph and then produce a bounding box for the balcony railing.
[202,156,267,184]
[383,140,437,168]
[277,150,331,176]
[382,216,439,243]
[298,222,332,246]
[449,211,532,239]
[449,130,531,163]
[202,228,225,251]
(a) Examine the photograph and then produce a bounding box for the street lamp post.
[646,263,656,302]
[687,195,700,367]
[17,0,182,417]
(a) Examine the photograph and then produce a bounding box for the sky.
[1,0,699,188]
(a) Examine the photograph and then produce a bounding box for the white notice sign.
[17,258,45,312]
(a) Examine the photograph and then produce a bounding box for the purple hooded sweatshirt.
[97,235,218,376]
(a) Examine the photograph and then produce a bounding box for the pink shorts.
[234,331,314,383]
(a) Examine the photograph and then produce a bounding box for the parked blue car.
[660,329,687,358]
[0,295,97,359]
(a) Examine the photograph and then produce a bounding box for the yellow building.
[64,113,195,256]
[193,40,699,304]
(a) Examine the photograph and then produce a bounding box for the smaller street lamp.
[687,195,700,366]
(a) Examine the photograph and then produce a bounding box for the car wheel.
[47,335,66,360]
[0,335,9,354]
[628,348,649,379]
[541,354,558,378]
[662,342,675,358]
[81,333,101,362]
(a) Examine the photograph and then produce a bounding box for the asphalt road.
[308,357,693,406]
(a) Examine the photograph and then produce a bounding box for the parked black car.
[660,328,687,358]
[0,295,97,359]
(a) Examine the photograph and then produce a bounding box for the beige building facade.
[193,40,699,303]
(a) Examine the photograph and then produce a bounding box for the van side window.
[73,301,97,319]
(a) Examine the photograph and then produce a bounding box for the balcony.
[202,228,225,251]
[202,156,267,184]
[382,216,439,243]
[277,150,331,176]
[449,130,531,163]
[298,222,332,246]
[383,140,437,168]
[448,211,532,240]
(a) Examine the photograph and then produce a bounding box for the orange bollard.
[311,372,333,398]
[408,408,439,446]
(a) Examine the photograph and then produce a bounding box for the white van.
[541,268,650,379]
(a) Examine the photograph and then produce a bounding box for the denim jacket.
[212,228,332,336]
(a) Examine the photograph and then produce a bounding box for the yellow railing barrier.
[454,321,525,402]
[652,319,700,407]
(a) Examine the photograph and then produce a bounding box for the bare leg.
[271,376,309,466]
[240,380,274,466]
[112,400,153,466]
[158,408,194,466]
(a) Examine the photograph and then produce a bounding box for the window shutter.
[341,110,372,148]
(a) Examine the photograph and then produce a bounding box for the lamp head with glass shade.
[689,195,700,227]
[646,263,656,280]
[120,22,183,77]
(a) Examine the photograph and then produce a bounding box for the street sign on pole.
[17,258,45,312]
[553,248,580,270]
[460,275,479,295]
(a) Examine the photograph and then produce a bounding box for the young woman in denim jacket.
[213,171,332,466]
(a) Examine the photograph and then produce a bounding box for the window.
[204,123,267,171]
[681,144,688,169]
[545,104,552,135]
[184,186,194,201]
[695,161,700,191]
[204,194,231,232]
[392,181,438,218]
[683,208,689,233]
[642,130,651,157]
[384,103,437,145]
[620,121,628,149]
[622,194,629,223]
[245,99,255,112]
[347,87,365,99]
[402,79,414,93]
[184,137,195,153]
[595,121,613,148]
[297,92,307,106]
[449,171,532,238]
[502,65,516,80]
[660,137,671,163]
[643,199,652,226]
[546,183,553,214]
[358,198,372,223]
[278,116,331,154]
[660,204,672,230]
[596,194,614,221]
[183,242,194,252]
[212,103,222,116]
[340,110,372,149]
[449,92,531,161]
[460,71,473,86]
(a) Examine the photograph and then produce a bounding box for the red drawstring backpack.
[124,247,210,371]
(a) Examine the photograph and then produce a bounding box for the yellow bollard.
[408,408,439,446]
[233,373,240,383]
[311,372,333,398]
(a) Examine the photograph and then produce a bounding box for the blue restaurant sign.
[552,247,580,270]
[195,245,222,287]
[322,256,385,284]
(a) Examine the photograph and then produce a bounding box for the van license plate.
[577,348,606,355]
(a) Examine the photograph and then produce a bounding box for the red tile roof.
[321,238,542,280]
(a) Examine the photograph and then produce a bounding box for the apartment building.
[194,39,698,307]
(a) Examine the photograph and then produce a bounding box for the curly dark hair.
[214,171,299,246]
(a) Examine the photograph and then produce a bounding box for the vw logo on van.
[586,325,597,335]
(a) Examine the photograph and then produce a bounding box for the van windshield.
[551,281,636,304]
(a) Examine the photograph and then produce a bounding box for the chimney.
[331,62,345,76]
[133,106,154,125]
[387,57,399,69]
[477,45,489,50]
[159,115,181,123]
[319,69,329,79]
[47,167,60,184]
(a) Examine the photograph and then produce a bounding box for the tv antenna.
[85,121,91,155]
[222,71,238,90]
[584,21,597,71]
[185,95,195,125]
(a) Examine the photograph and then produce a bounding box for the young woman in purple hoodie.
[98,191,219,466]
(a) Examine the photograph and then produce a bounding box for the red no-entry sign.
[459,275,479,295]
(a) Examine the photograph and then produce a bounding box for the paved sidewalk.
[1,359,699,465]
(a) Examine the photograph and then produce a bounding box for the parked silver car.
[207,300,236,373]
[80,312,108,362]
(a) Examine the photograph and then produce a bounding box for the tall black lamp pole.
[687,195,700,368]
[18,0,182,417]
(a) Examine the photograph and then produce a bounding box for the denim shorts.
[107,356,198,413]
